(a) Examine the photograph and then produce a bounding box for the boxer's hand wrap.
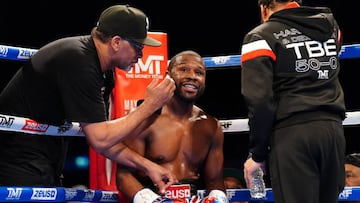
[133,188,177,203]
[200,190,228,203]
[152,196,176,203]
[133,188,160,203]
[189,195,202,203]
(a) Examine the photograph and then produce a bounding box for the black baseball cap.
[96,5,161,47]
[346,153,360,168]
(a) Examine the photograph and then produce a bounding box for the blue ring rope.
[1,44,359,68]
[0,186,118,202]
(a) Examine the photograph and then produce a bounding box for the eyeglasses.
[123,37,144,58]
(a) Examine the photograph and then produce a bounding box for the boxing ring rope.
[0,44,360,202]
[0,186,359,202]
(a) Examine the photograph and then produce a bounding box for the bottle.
[250,168,266,198]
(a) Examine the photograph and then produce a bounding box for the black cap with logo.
[97,5,161,47]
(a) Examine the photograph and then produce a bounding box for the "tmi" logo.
[7,188,22,200]
[0,116,15,127]
[0,45,9,56]
[130,55,164,75]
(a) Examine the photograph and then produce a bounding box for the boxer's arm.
[116,139,149,199]
[116,163,152,200]
[202,119,228,203]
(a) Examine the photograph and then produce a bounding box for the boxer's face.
[169,54,206,102]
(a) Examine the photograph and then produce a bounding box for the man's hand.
[146,161,178,194]
[243,157,265,188]
[143,75,175,115]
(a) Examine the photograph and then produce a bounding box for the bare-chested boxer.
[116,50,228,203]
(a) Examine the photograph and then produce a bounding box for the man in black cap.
[0,4,177,192]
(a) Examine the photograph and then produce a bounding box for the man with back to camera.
[240,0,346,202]
[0,4,177,191]
[116,50,229,203]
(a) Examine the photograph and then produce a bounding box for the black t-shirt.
[0,35,114,185]
[0,35,111,125]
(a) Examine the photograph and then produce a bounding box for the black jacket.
[240,3,346,162]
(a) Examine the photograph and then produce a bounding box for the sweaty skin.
[116,51,226,200]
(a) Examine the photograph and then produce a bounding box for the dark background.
[1,0,359,188]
